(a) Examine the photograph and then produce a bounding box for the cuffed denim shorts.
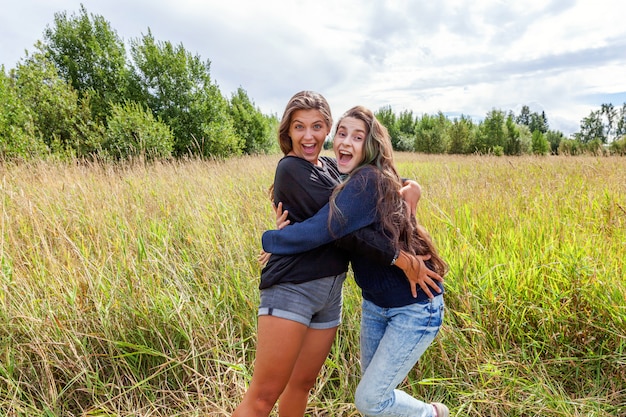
[258,273,346,329]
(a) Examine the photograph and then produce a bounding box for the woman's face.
[333,116,366,174]
[288,109,330,165]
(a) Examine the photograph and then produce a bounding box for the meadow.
[0,153,624,416]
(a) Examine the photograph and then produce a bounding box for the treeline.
[369,104,626,156]
[0,5,278,161]
[2,6,626,162]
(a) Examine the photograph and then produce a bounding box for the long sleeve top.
[260,156,396,289]
[262,165,443,307]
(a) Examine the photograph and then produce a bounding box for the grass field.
[1,153,625,416]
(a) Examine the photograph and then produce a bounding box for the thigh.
[359,299,387,374]
[247,315,309,397]
[359,297,444,397]
[288,326,338,385]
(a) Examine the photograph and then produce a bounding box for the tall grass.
[1,154,624,416]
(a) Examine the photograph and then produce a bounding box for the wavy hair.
[277,91,333,155]
[330,106,447,276]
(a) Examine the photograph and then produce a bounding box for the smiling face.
[333,116,367,174]
[287,109,330,165]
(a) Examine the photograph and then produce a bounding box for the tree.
[575,110,605,144]
[414,112,449,154]
[103,101,173,160]
[42,5,129,123]
[529,111,549,134]
[130,31,242,157]
[0,67,46,159]
[375,106,402,149]
[12,51,103,157]
[448,115,474,154]
[545,130,565,155]
[504,113,522,155]
[475,109,506,154]
[229,87,272,154]
[531,130,550,155]
[516,105,531,126]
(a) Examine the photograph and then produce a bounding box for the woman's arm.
[262,169,379,255]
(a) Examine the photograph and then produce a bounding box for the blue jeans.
[355,295,444,417]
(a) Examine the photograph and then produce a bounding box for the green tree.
[475,109,506,154]
[130,31,241,157]
[529,111,549,134]
[504,113,522,155]
[42,5,129,123]
[12,51,103,157]
[575,110,605,144]
[414,112,449,154]
[531,130,550,155]
[375,106,402,150]
[516,105,531,126]
[229,87,272,154]
[0,67,46,159]
[448,115,474,154]
[103,101,173,161]
[545,130,565,155]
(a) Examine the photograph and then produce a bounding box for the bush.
[103,101,173,160]
[0,68,47,160]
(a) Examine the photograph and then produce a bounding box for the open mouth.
[338,150,353,164]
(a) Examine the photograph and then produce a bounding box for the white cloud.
[1,0,625,136]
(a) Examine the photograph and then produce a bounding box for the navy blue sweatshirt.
[262,165,443,307]
[260,156,396,289]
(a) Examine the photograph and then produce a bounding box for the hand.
[258,250,271,266]
[399,180,421,217]
[273,202,290,229]
[394,250,443,299]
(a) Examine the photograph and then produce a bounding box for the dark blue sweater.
[262,166,443,307]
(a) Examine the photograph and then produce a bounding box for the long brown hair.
[330,106,447,276]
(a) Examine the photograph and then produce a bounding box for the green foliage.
[545,130,565,154]
[414,112,449,153]
[42,5,129,123]
[229,88,273,154]
[609,135,626,155]
[558,138,583,155]
[0,68,47,159]
[12,51,104,157]
[504,113,522,155]
[375,106,401,149]
[575,110,605,144]
[475,109,506,154]
[531,130,550,155]
[130,31,242,157]
[447,115,475,154]
[103,101,173,160]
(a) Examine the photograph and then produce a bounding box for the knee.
[354,383,384,416]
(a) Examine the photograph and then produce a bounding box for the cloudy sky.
[2,0,625,136]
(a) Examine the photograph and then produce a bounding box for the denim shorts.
[258,273,347,329]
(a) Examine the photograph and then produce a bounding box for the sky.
[1,0,625,136]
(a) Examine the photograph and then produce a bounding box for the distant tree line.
[371,103,626,157]
[0,5,278,161]
[2,5,625,161]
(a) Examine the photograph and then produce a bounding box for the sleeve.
[262,169,379,255]
[335,226,397,265]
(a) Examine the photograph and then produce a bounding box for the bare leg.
[232,316,308,417]
[278,327,338,417]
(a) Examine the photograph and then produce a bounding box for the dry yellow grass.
[1,154,624,416]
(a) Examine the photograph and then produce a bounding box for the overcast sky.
[2,0,625,136]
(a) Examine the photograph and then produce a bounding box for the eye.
[313,123,323,130]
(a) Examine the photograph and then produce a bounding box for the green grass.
[1,154,624,416]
